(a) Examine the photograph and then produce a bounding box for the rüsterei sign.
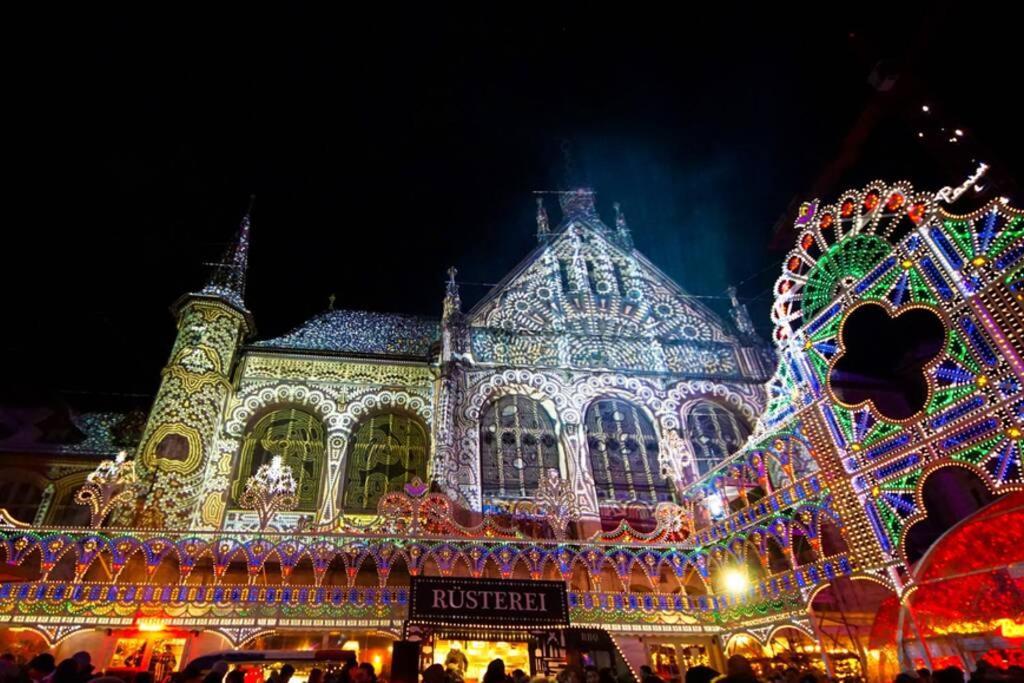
[409,577,569,627]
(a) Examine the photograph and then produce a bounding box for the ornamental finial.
[536,197,550,238]
[613,201,633,249]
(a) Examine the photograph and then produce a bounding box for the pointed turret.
[138,199,257,529]
[174,199,255,334]
[441,266,468,362]
[197,203,252,312]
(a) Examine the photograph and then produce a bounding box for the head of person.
[308,669,323,683]
[639,669,652,678]
[136,673,154,683]
[584,667,598,683]
[71,653,92,674]
[280,666,295,683]
[895,673,919,683]
[484,660,505,683]
[28,654,56,681]
[54,659,79,683]
[352,667,370,683]
[226,671,245,683]
[684,666,719,683]
[726,656,753,678]
[181,666,204,683]
[423,664,446,683]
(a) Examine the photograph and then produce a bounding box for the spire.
[443,266,462,317]
[198,196,253,313]
[536,197,550,240]
[613,201,634,250]
[441,266,467,362]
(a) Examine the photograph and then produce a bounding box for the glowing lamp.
[722,569,749,595]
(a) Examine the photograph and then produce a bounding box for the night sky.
[4,4,1021,399]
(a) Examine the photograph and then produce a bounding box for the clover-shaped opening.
[829,303,945,420]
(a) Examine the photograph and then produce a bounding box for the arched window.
[343,413,429,513]
[480,396,559,499]
[233,408,325,512]
[0,474,45,523]
[48,477,91,526]
[685,401,750,477]
[585,398,668,503]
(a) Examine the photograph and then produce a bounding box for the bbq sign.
[409,576,569,627]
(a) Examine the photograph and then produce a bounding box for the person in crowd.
[512,670,528,683]
[528,676,548,683]
[683,665,719,683]
[181,665,205,683]
[557,666,582,683]
[721,655,758,683]
[28,654,57,683]
[917,669,932,683]
[279,666,295,683]
[482,660,508,683]
[203,661,230,683]
[422,664,446,683]
[353,664,376,683]
[638,667,662,683]
[225,670,245,683]
[136,672,154,683]
[596,668,616,683]
[895,673,919,683]
[53,659,79,683]
[584,667,599,683]
[71,653,94,683]
[339,661,358,683]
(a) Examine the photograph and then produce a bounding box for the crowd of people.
[4,650,1023,683]
[0,652,383,683]
[427,655,1024,683]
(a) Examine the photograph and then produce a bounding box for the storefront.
[402,577,635,681]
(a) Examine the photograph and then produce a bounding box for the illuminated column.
[132,210,254,529]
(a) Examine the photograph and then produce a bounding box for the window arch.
[480,396,560,499]
[342,412,429,513]
[585,398,668,503]
[0,472,46,524]
[685,400,750,477]
[233,408,326,512]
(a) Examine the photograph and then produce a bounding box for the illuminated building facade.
[0,184,1021,681]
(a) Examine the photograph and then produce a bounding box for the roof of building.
[252,309,440,358]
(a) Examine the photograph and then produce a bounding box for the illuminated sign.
[409,577,569,627]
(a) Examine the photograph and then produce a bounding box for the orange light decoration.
[136,617,167,632]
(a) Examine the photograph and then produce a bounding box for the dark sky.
[4,4,1021,398]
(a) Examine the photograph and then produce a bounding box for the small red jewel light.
[819,213,834,229]
[841,199,855,217]
[908,202,927,224]
[886,193,904,211]
[864,192,880,211]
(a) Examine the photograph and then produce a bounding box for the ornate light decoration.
[239,455,299,531]
[74,450,140,528]
[535,468,581,540]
